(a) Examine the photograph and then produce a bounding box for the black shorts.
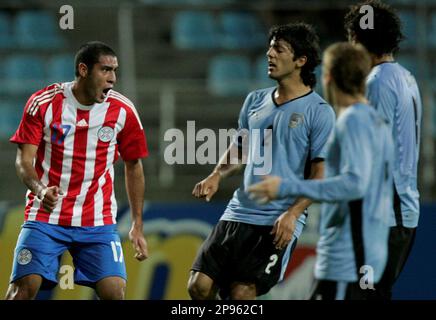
[191,220,298,297]
[310,279,377,300]
[373,225,416,299]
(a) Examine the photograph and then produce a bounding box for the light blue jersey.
[278,103,394,282]
[366,62,422,228]
[221,87,335,238]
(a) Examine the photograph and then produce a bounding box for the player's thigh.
[5,274,43,300]
[188,270,219,297]
[95,276,126,300]
[229,281,257,300]
[10,222,67,289]
[188,270,214,288]
[70,227,126,287]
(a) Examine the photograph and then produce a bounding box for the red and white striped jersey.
[10,82,148,227]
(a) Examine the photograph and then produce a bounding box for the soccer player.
[188,23,335,300]
[248,42,394,300]
[345,0,422,299]
[5,41,149,300]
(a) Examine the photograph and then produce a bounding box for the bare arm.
[125,159,148,261]
[193,142,244,202]
[16,144,61,212]
[16,144,45,195]
[212,142,245,178]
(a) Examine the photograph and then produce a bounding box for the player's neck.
[372,53,394,67]
[72,80,95,106]
[335,91,367,113]
[275,77,311,104]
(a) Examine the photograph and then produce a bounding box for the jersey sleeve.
[367,78,396,124]
[117,108,149,161]
[278,113,372,202]
[309,104,336,160]
[9,92,45,146]
[233,91,254,148]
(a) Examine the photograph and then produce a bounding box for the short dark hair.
[74,41,117,77]
[344,0,404,56]
[268,22,321,88]
[324,42,372,95]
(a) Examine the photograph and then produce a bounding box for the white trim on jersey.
[109,90,143,129]
[27,84,63,116]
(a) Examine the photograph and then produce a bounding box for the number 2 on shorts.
[265,254,278,274]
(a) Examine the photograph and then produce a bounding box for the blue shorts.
[10,221,127,289]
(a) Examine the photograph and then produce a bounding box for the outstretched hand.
[247,176,282,204]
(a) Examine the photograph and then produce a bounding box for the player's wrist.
[36,186,48,201]
[211,170,223,181]
[285,205,305,219]
[130,219,143,229]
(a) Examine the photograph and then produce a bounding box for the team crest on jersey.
[98,126,114,142]
[17,249,32,265]
[289,113,304,128]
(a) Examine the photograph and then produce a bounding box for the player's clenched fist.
[38,186,64,213]
[192,171,221,202]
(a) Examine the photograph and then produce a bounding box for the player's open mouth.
[102,88,112,98]
[268,62,276,70]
